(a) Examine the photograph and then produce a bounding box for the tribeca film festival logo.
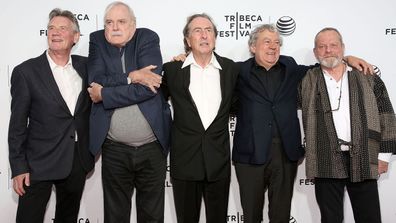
[227,212,297,223]
[39,13,91,36]
[51,218,92,223]
[385,27,396,35]
[219,13,296,40]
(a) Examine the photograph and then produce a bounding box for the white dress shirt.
[183,53,222,130]
[46,50,82,141]
[323,64,391,162]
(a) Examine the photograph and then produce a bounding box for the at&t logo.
[276,16,296,36]
[373,65,381,77]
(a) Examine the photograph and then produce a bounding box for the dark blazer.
[232,56,309,165]
[88,28,171,156]
[8,52,94,181]
[162,53,239,181]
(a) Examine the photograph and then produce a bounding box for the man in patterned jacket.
[300,27,396,223]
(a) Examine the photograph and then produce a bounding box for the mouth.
[111,31,123,37]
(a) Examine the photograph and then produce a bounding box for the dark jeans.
[315,178,381,223]
[235,139,298,223]
[17,144,87,223]
[102,139,167,223]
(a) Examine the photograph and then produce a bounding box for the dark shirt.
[251,61,285,137]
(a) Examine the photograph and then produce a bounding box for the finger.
[25,174,30,187]
[369,65,374,74]
[15,181,25,196]
[145,65,157,70]
[149,85,157,93]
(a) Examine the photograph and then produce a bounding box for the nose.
[113,22,119,30]
[201,30,208,39]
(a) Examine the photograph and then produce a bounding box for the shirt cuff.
[127,77,132,84]
[378,153,392,162]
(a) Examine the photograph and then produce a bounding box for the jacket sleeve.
[88,31,161,109]
[88,33,128,87]
[8,66,30,178]
[374,75,396,153]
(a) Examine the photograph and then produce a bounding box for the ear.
[186,37,191,47]
[73,32,80,44]
[249,45,256,55]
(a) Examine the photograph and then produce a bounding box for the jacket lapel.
[72,56,87,115]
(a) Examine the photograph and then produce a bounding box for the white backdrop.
[1,0,396,222]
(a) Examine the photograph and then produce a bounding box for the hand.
[129,65,161,93]
[378,160,389,175]
[172,53,187,62]
[13,173,30,196]
[344,56,374,75]
[87,82,103,103]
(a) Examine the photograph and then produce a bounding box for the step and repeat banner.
[1,0,396,222]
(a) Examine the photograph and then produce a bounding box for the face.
[314,30,345,69]
[250,30,281,69]
[186,17,216,56]
[47,16,79,54]
[104,5,136,47]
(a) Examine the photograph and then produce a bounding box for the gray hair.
[182,13,218,53]
[104,1,136,24]
[248,24,282,49]
[48,8,80,33]
[314,27,344,48]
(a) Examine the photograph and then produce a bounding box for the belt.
[105,138,158,150]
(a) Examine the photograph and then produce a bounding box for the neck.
[193,53,212,68]
[322,63,345,82]
[48,49,71,66]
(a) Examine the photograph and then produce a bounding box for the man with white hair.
[87,1,171,222]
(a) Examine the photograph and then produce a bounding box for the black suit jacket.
[162,53,239,181]
[8,52,94,180]
[232,56,309,165]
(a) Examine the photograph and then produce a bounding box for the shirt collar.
[322,62,352,78]
[182,52,222,70]
[46,50,72,69]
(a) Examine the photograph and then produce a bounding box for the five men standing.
[7,3,396,223]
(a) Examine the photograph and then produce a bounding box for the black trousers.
[102,139,167,223]
[315,178,381,223]
[171,176,230,223]
[234,139,298,223]
[16,144,87,223]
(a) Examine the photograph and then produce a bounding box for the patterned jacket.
[300,67,396,182]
